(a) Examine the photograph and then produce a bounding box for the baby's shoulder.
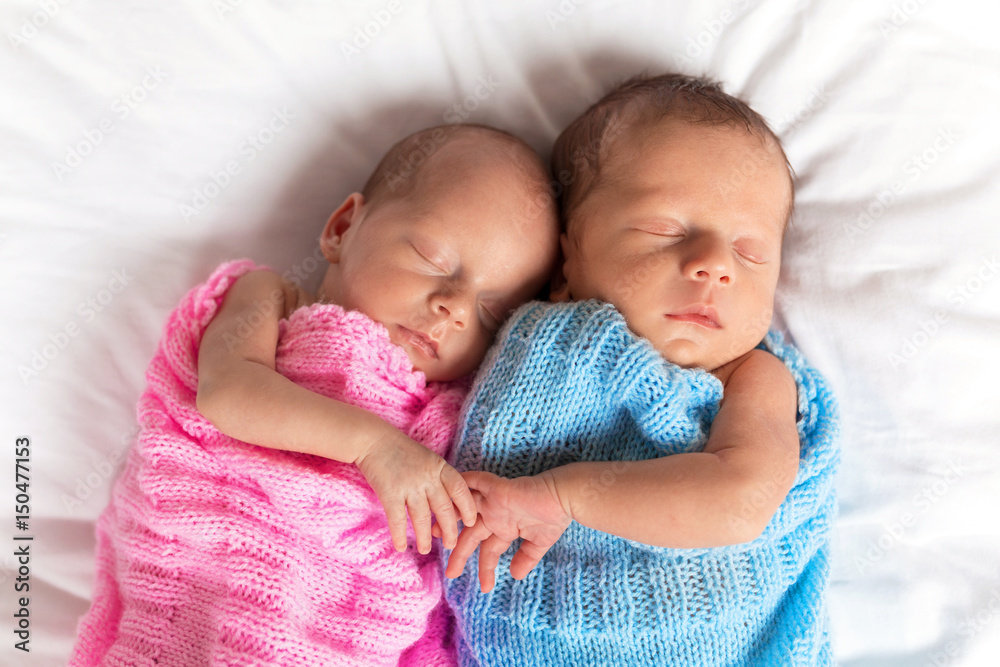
[228,269,313,319]
[714,348,793,394]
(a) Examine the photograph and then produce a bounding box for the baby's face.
[557,119,791,371]
[319,144,557,382]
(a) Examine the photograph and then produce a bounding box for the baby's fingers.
[406,495,434,555]
[510,540,551,581]
[478,534,511,594]
[441,465,477,528]
[427,485,459,550]
[445,520,490,579]
[383,500,410,553]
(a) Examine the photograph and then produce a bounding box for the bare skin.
[197,133,559,556]
[439,119,801,592]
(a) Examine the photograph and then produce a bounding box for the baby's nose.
[684,238,733,284]
[434,297,467,329]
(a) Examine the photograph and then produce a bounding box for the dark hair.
[362,123,550,210]
[551,72,794,227]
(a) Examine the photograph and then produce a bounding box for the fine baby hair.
[441,74,840,665]
[70,122,560,665]
[551,71,795,227]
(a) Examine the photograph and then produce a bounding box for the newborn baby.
[71,123,559,666]
[442,74,840,666]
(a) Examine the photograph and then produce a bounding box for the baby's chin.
[408,354,476,384]
[652,338,729,372]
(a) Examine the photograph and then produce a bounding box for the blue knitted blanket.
[443,300,839,666]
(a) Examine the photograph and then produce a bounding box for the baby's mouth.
[665,305,721,329]
[397,325,439,359]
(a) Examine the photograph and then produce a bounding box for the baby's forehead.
[420,139,555,216]
[607,117,778,166]
[606,120,791,205]
[427,134,542,184]
[566,124,791,237]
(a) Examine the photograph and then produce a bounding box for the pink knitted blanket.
[71,260,467,667]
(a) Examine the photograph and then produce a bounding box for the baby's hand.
[354,433,477,555]
[442,470,572,593]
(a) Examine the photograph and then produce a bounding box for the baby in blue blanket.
[438,73,840,665]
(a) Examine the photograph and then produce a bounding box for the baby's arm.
[445,349,799,590]
[549,349,799,547]
[196,270,476,553]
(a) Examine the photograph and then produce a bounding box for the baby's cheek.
[606,255,662,308]
[618,306,662,350]
[736,301,774,354]
[448,332,493,381]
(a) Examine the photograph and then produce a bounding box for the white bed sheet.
[2,0,999,664]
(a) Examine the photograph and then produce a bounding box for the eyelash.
[734,248,766,264]
[413,246,449,274]
[643,231,766,264]
[412,244,503,330]
[646,229,684,239]
[479,303,501,331]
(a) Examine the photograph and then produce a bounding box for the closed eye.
[733,246,767,264]
[411,243,449,274]
[479,302,502,332]
[636,224,684,237]
[634,228,685,247]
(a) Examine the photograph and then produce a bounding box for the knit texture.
[444,300,840,667]
[71,259,467,667]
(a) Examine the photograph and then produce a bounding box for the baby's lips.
[666,304,721,329]
[398,325,439,359]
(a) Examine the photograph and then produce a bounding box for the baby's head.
[550,73,793,372]
[317,124,559,382]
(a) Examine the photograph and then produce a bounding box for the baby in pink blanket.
[70,124,559,666]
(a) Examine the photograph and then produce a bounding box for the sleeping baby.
[441,73,840,665]
[70,123,559,665]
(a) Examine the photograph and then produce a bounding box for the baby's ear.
[548,233,571,302]
[320,192,365,263]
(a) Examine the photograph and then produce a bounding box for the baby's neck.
[709,351,753,387]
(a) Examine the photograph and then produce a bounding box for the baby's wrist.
[539,468,575,523]
[351,420,396,469]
